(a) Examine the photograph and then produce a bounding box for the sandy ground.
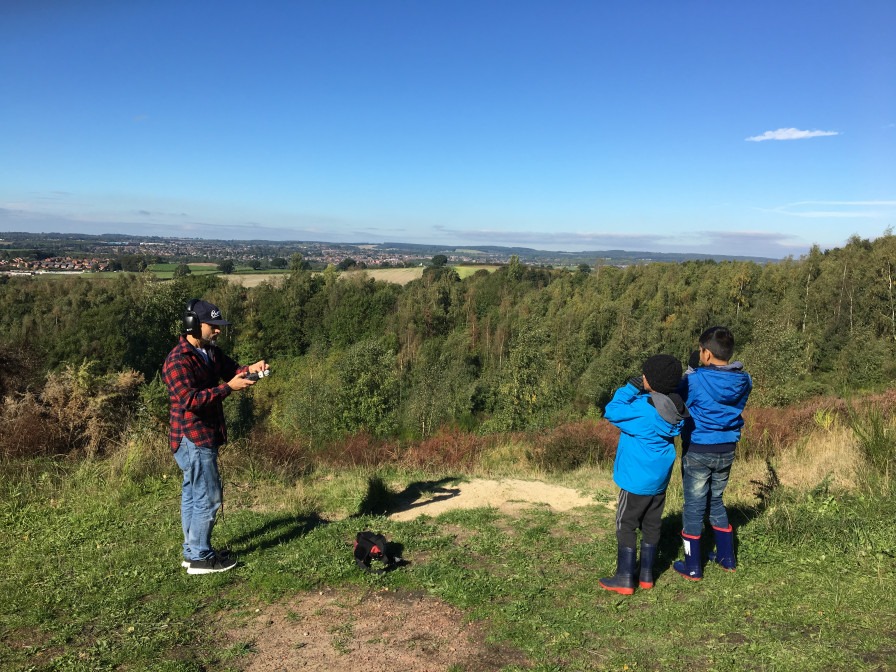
[388,477,597,521]
[225,478,596,671]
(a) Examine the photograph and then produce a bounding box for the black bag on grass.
[353,530,401,574]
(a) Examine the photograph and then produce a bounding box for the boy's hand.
[688,350,701,369]
[627,375,645,392]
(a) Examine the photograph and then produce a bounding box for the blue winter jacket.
[679,362,752,449]
[605,383,686,496]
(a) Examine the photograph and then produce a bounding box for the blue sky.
[1,1,894,258]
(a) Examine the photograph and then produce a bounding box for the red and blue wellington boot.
[638,541,658,589]
[673,531,703,581]
[708,524,736,571]
[600,544,637,595]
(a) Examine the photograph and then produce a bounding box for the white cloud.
[745,128,839,142]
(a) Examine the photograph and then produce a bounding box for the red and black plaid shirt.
[162,336,247,452]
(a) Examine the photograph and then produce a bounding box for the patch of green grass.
[453,264,498,279]
[1,459,895,671]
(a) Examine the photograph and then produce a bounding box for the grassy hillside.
[1,417,893,671]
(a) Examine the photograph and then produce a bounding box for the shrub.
[740,397,848,459]
[402,427,490,470]
[241,429,314,478]
[0,392,67,458]
[40,362,143,457]
[322,431,399,469]
[529,420,619,472]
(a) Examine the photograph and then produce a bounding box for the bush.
[322,431,398,469]
[0,393,67,457]
[0,361,143,458]
[529,420,619,472]
[740,397,848,459]
[402,427,490,470]
[40,362,143,457]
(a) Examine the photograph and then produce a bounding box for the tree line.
[0,233,894,450]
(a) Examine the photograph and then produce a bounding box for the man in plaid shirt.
[163,299,268,574]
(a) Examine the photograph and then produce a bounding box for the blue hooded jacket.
[605,383,687,496]
[679,362,752,450]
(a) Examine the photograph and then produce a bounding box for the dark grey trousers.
[615,489,666,548]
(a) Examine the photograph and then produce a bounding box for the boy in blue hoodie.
[600,354,688,595]
[674,326,752,580]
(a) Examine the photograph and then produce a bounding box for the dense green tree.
[334,338,399,437]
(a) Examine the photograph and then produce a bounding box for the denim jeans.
[173,436,222,561]
[681,450,735,537]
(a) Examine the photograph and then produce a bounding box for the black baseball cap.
[192,300,231,326]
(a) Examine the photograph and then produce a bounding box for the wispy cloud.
[766,200,896,218]
[746,127,839,142]
[429,225,804,258]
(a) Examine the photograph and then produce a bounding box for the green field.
[148,263,222,279]
[1,444,893,671]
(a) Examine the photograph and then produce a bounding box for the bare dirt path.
[230,588,528,672]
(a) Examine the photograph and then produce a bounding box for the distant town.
[0,231,776,276]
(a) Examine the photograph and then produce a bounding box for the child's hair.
[699,326,735,362]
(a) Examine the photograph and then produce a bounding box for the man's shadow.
[352,475,462,517]
[223,512,329,554]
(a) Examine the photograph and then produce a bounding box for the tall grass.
[847,403,895,493]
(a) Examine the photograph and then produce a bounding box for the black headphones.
[182,298,201,338]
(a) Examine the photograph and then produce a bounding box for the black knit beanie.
[642,354,683,394]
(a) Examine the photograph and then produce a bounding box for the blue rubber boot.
[673,531,703,581]
[708,525,736,571]
[638,542,658,589]
[599,545,637,595]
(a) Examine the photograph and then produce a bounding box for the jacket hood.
[696,363,752,405]
[649,391,689,427]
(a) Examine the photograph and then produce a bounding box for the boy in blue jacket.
[673,326,752,580]
[600,354,688,595]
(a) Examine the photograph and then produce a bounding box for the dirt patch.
[227,587,528,671]
[389,478,596,521]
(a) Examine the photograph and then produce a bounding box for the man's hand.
[227,372,255,391]
[247,360,268,375]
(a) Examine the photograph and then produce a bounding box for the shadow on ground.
[225,512,330,554]
[353,475,463,517]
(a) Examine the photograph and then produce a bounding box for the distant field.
[148,263,221,279]
[222,273,288,287]
[18,264,499,285]
[454,264,498,278]
[343,265,499,285]
[343,268,423,284]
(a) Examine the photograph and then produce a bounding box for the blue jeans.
[681,450,735,537]
[173,436,222,561]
